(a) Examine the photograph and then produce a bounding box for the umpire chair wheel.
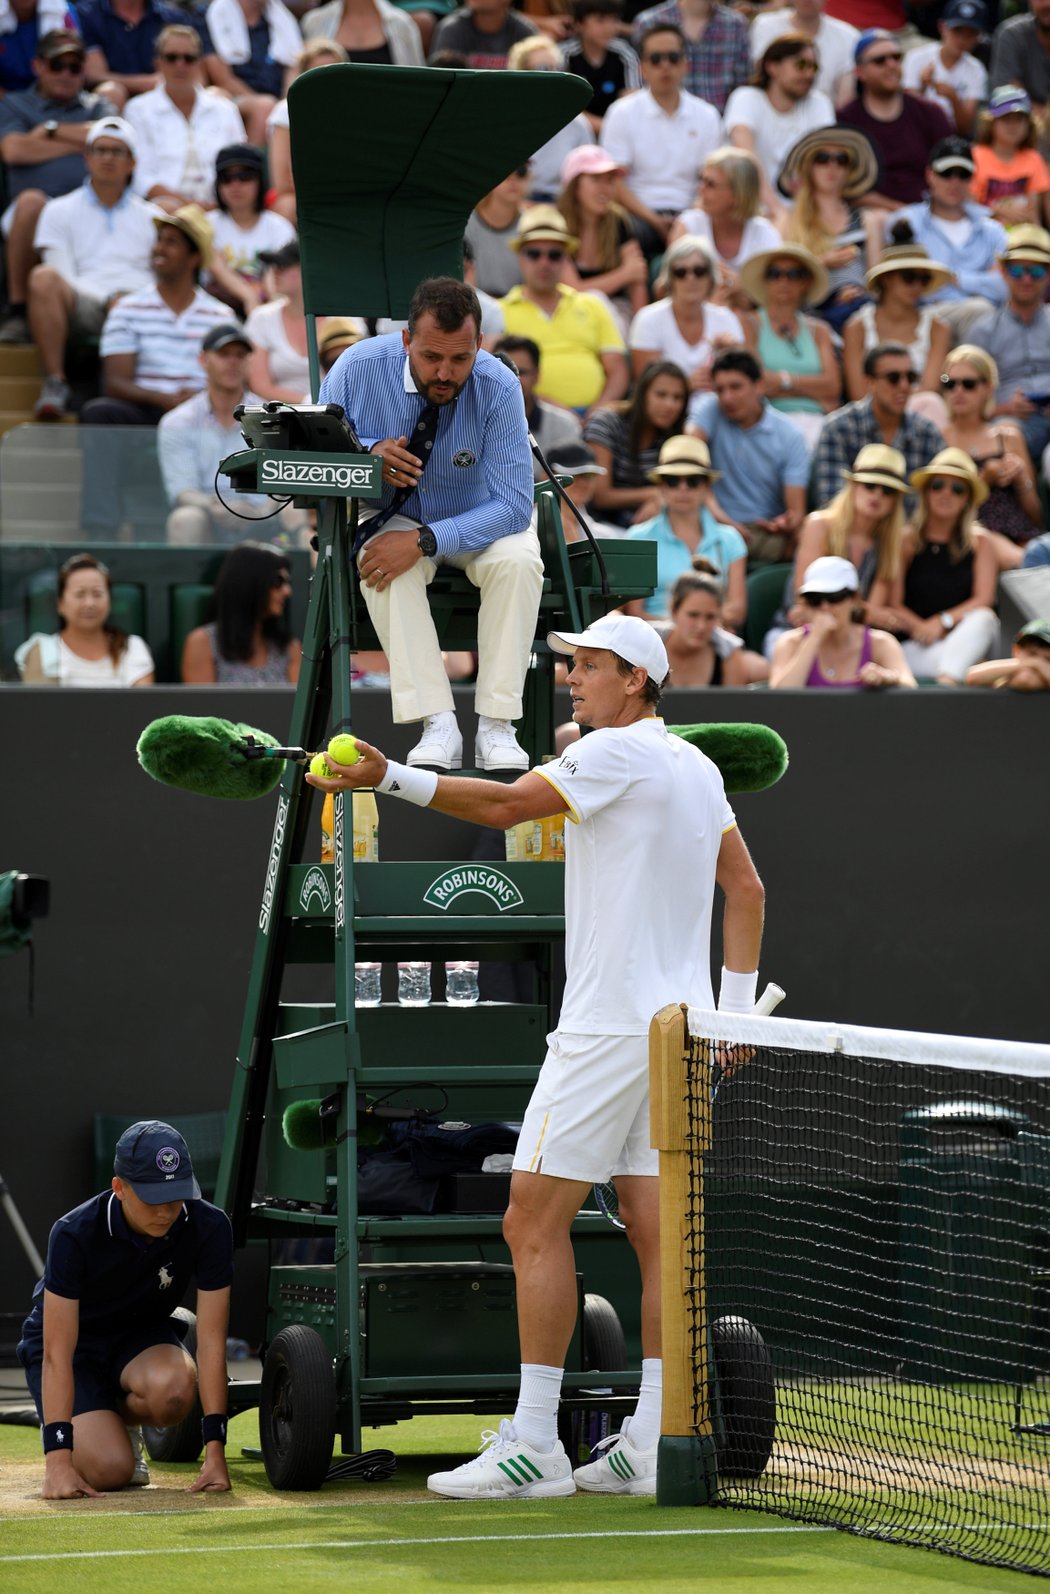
[558,1293,629,1466]
[142,1306,204,1463]
[259,1324,336,1490]
[711,1314,776,1478]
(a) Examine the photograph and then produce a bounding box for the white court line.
[0,1525,832,1563]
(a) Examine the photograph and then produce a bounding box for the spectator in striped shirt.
[631,0,750,113]
[79,204,229,534]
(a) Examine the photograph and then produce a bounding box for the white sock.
[511,1362,563,1452]
[625,1358,662,1450]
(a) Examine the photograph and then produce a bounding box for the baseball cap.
[86,117,137,158]
[854,27,897,62]
[37,28,85,61]
[202,321,253,354]
[113,1120,201,1203]
[988,85,1032,118]
[929,135,975,175]
[560,144,625,187]
[215,142,263,174]
[1018,618,1050,647]
[941,0,985,27]
[548,441,605,477]
[797,556,859,597]
[258,239,300,271]
[547,614,669,682]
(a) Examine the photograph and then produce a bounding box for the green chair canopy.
[289,63,592,319]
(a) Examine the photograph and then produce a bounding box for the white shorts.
[512,1030,659,1184]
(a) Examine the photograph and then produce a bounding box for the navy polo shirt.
[18,1190,233,1362]
[77,0,213,75]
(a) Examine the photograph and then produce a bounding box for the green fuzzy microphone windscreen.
[668,722,788,793]
[137,716,284,800]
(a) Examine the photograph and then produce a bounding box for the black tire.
[259,1324,336,1490]
[142,1307,204,1464]
[711,1314,776,1479]
[558,1294,629,1465]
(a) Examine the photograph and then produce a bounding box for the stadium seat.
[743,562,792,654]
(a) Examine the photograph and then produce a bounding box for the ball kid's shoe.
[427,1420,575,1499]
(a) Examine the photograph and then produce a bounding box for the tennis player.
[17,1121,234,1499]
[308,613,765,1498]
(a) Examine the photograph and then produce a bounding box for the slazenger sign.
[257,452,381,498]
[423,867,525,912]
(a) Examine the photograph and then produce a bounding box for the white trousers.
[358,514,544,723]
[901,607,999,683]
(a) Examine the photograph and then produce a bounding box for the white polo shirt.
[600,88,724,213]
[125,84,246,204]
[34,182,160,300]
[537,716,736,1035]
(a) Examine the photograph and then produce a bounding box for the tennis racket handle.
[753,982,786,1016]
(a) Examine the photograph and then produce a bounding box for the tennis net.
[651,1006,1050,1578]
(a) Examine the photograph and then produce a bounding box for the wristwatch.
[417,525,437,558]
[940,611,956,632]
[44,120,58,139]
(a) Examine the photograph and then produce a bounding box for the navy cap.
[941,0,985,27]
[113,1121,201,1203]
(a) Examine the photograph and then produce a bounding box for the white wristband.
[376,760,438,807]
[718,966,758,1013]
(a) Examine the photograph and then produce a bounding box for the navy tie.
[355,401,439,552]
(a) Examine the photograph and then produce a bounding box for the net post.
[650,1001,717,1505]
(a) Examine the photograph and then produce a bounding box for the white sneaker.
[407,716,462,770]
[572,1421,657,1495]
[475,720,528,772]
[427,1420,575,1499]
[128,1427,150,1487]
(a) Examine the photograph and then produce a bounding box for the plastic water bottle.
[355,962,382,1006]
[445,960,480,1005]
[398,960,432,1006]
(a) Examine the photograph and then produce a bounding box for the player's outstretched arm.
[188,1286,232,1494]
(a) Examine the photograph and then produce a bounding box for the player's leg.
[456,527,544,769]
[118,1341,197,1428]
[63,1408,141,1491]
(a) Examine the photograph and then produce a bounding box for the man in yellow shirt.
[500,207,629,416]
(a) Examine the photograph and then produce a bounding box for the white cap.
[547,614,669,683]
[86,116,137,158]
[797,555,859,596]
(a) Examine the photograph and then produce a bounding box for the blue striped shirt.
[319,333,533,558]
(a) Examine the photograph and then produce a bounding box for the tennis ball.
[309,752,332,778]
[327,734,360,767]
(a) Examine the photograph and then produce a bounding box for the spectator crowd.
[3,0,1049,688]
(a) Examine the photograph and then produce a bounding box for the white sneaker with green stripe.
[427,1420,575,1499]
[572,1421,657,1495]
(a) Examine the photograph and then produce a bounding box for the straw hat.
[510,205,578,255]
[866,243,956,294]
[777,126,880,201]
[910,446,989,505]
[738,244,830,308]
[318,316,367,357]
[998,223,1050,264]
[843,443,909,493]
[153,204,213,268]
[647,435,721,483]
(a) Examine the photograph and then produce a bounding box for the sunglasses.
[766,265,808,281]
[899,269,932,286]
[48,56,85,72]
[793,58,819,70]
[812,149,851,167]
[928,477,969,496]
[877,368,919,385]
[802,589,855,606]
[161,51,200,63]
[644,50,683,64]
[522,246,565,262]
[219,168,257,183]
[1006,261,1049,280]
[671,263,711,279]
[936,166,973,181]
[865,50,902,64]
[89,144,131,158]
[662,473,705,488]
[855,480,900,497]
[940,375,981,390]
